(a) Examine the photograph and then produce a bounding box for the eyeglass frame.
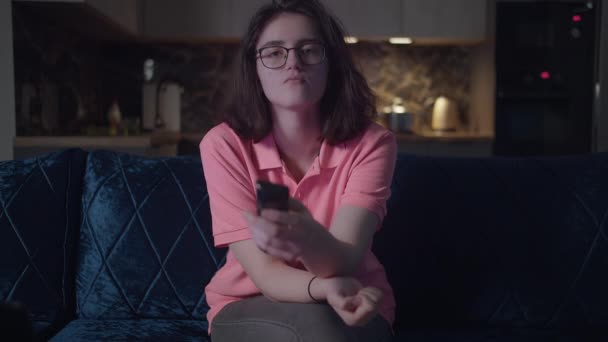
[255,43,327,69]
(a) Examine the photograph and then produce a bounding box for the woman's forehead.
[257,13,320,47]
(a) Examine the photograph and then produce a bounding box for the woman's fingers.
[263,245,297,261]
[288,197,307,212]
[260,208,298,225]
[329,287,381,327]
[357,287,383,306]
[246,213,302,260]
[340,295,360,312]
[349,294,377,326]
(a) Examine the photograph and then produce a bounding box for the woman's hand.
[243,198,319,263]
[323,277,383,327]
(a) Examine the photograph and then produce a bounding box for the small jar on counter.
[389,97,417,134]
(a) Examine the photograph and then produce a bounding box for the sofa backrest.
[76,151,225,321]
[373,153,608,331]
[0,149,86,338]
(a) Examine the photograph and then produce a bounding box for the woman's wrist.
[308,275,328,302]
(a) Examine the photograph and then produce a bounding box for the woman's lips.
[284,74,306,83]
[286,78,305,83]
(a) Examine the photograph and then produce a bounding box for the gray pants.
[210,296,393,342]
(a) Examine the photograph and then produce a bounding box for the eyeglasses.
[256,43,326,69]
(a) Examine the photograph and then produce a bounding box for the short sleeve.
[339,130,397,226]
[200,128,257,247]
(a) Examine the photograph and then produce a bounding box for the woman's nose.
[285,49,302,69]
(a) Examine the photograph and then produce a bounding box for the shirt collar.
[252,132,347,171]
[252,132,282,170]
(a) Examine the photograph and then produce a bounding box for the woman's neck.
[271,105,322,180]
[272,106,321,156]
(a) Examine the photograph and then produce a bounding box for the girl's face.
[255,12,329,113]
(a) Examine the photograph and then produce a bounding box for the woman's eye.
[262,48,284,58]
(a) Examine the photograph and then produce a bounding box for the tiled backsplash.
[351,42,471,126]
[13,9,471,135]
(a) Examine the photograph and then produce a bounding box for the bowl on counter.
[390,111,418,134]
[381,97,420,134]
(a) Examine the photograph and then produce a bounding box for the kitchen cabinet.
[323,0,401,38]
[426,141,492,157]
[395,131,493,157]
[15,0,488,42]
[140,0,487,42]
[402,0,487,43]
[232,0,272,37]
[86,0,139,35]
[13,0,140,37]
[143,0,269,40]
[142,0,233,40]
[13,133,180,159]
[397,140,492,157]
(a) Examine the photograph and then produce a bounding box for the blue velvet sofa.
[1,148,607,341]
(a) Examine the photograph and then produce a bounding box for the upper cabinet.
[231,0,272,38]
[323,0,401,38]
[142,0,488,43]
[142,0,233,40]
[26,0,486,43]
[402,0,487,43]
[86,0,139,35]
[298,0,486,42]
[13,0,141,39]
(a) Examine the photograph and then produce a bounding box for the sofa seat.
[49,319,209,341]
[394,327,607,341]
[3,149,608,340]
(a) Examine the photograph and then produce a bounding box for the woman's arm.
[246,203,377,278]
[230,238,383,327]
[229,238,327,302]
[298,205,378,277]
[243,129,397,277]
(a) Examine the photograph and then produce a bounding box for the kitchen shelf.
[395,130,494,143]
[14,131,181,159]
[395,130,494,157]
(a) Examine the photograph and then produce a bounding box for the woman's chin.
[272,96,319,111]
[276,101,316,112]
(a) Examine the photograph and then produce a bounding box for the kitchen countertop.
[14,130,182,148]
[395,130,494,143]
[14,129,494,149]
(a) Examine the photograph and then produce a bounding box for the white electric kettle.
[431,96,460,131]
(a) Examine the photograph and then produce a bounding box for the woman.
[200,0,396,341]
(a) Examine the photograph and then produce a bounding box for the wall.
[351,43,472,129]
[597,0,608,152]
[1,1,16,161]
[469,0,496,135]
[12,7,475,136]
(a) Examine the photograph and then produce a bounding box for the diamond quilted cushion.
[0,149,86,337]
[77,151,225,321]
[374,152,608,331]
[49,319,209,341]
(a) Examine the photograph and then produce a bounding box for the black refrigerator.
[494,1,599,156]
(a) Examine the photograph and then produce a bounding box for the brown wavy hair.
[223,0,377,145]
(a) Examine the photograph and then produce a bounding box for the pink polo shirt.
[200,121,397,331]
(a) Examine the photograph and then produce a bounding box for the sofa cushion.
[48,319,209,341]
[374,153,608,330]
[393,327,607,342]
[0,149,86,338]
[77,151,225,320]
